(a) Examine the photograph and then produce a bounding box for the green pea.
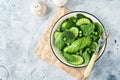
[94,32,98,35]
[63,38,67,41]
[86,48,90,51]
[79,32,83,37]
[79,31,82,34]
[92,31,95,34]
[67,43,70,46]
[76,52,79,55]
[88,51,91,54]
[57,28,60,31]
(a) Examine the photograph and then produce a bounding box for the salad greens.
[76,18,91,26]
[64,53,84,65]
[64,36,92,53]
[82,50,90,66]
[69,27,79,38]
[63,31,75,43]
[80,23,95,36]
[53,13,104,66]
[54,32,65,50]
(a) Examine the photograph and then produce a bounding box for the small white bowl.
[50,11,107,68]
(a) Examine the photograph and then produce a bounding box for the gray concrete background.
[0,0,120,80]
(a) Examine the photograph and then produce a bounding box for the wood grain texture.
[35,7,86,80]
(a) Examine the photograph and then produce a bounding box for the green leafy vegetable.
[76,14,86,19]
[64,53,84,65]
[89,42,98,52]
[94,22,103,38]
[64,36,92,53]
[79,50,83,55]
[80,36,92,49]
[61,21,70,31]
[64,53,76,62]
[69,16,77,22]
[53,31,61,40]
[54,33,65,50]
[63,31,75,43]
[89,34,98,41]
[80,23,95,36]
[69,27,79,38]
[76,18,91,26]
[83,50,90,66]
[56,25,61,31]
[61,18,76,31]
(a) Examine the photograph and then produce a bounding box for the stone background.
[0,0,119,80]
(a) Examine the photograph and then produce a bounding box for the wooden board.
[35,7,86,80]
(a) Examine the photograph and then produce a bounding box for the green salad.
[53,13,103,66]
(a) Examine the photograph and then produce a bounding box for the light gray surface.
[0,0,119,80]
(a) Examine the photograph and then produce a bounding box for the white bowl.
[50,11,107,68]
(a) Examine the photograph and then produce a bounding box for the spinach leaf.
[69,27,79,38]
[64,36,92,53]
[63,53,76,62]
[61,21,70,31]
[80,36,92,49]
[80,23,95,36]
[54,33,65,50]
[61,18,76,31]
[63,31,75,43]
[76,18,91,26]
[64,40,80,53]
[79,50,83,56]
[69,16,77,22]
[53,31,61,40]
[76,14,86,19]
[64,53,84,65]
[83,50,90,66]
[89,34,98,41]
[94,22,103,38]
[76,14,93,23]
[89,42,98,52]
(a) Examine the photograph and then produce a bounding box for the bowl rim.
[50,11,107,68]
